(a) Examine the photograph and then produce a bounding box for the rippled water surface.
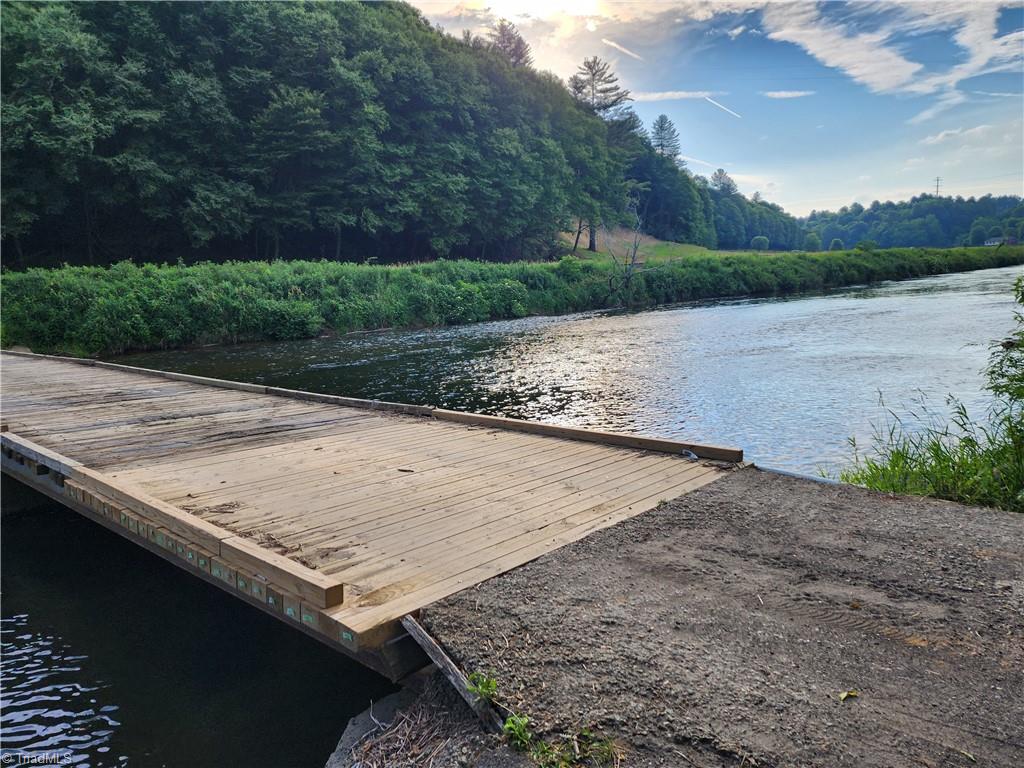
[123,264,1023,474]
[0,496,394,767]
[4,264,1020,767]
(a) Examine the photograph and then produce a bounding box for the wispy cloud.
[760,2,1024,122]
[633,90,720,102]
[920,124,991,145]
[704,96,742,119]
[760,90,815,99]
[727,25,745,40]
[680,155,717,169]
[601,38,643,61]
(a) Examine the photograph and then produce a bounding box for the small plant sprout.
[503,713,533,750]
[467,671,499,703]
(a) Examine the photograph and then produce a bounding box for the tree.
[568,57,631,114]
[709,168,738,196]
[829,238,845,251]
[650,115,680,160]
[989,225,1005,239]
[855,239,877,252]
[488,19,532,67]
[750,235,769,251]
[804,232,822,251]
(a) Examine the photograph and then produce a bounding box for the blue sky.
[411,1,1024,215]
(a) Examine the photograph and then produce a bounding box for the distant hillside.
[803,195,1023,250]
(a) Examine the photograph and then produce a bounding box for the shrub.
[2,247,1022,356]
[829,238,845,251]
[750,235,769,251]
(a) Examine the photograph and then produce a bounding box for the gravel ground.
[419,467,1024,767]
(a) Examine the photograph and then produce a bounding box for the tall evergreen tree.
[650,114,680,160]
[488,19,532,67]
[568,57,631,114]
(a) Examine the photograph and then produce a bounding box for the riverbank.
[3,246,1022,357]
[344,467,1023,767]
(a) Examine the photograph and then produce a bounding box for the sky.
[410,0,1024,216]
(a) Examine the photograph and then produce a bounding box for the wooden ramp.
[0,351,739,678]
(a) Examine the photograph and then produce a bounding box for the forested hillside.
[1,1,1018,269]
[0,1,798,267]
[804,195,1024,250]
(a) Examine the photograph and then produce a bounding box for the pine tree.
[709,168,738,196]
[568,57,631,114]
[488,20,532,67]
[650,114,680,160]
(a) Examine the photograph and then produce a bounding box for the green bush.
[2,246,1022,356]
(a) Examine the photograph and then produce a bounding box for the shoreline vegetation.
[2,245,1023,358]
[842,275,1024,512]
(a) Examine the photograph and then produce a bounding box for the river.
[2,264,1020,766]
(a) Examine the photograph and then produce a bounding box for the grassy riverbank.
[2,246,1022,357]
[842,276,1023,512]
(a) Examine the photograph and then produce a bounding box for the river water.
[2,264,1020,766]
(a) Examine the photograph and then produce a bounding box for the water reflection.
[119,265,1022,474]
[1,614,122,766]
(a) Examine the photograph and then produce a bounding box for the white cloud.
[907,91,967,125]
[727,25,745,39]
[857,174,872,181]
[920,124,992,145]
[633,90,720,101]
[601,38,644,61]
[759,2,1024,123]
[760,4,922,94]
[760,90,815,99]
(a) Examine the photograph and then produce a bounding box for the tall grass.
[1,246,1022,357]
[841,277,1024,512]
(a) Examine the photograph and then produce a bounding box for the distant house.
[984,237,1018,246]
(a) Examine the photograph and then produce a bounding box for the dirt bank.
[421,467,1024,766]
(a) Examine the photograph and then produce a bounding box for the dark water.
[3,264,1020,767]
[121,264,1022,474]
[0,481,395,767]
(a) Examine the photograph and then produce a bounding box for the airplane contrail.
[601,38,644,61]
[704,96,742,119]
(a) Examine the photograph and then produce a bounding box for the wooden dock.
[0,351,740,679]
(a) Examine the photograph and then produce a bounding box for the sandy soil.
[420,468,1024,767]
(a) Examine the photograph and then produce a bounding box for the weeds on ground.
[481,673,623,767]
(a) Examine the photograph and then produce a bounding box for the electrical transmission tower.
[934,176,942,196]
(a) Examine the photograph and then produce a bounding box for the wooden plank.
[1,433,81,476]
[219,535,344,609]
[72,465,229,554]
[432,408,742,462]
[401,616,503,732]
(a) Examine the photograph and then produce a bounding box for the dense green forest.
[0,0,800,267]
[805,195,1024,250]
[4,247,1021,356]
